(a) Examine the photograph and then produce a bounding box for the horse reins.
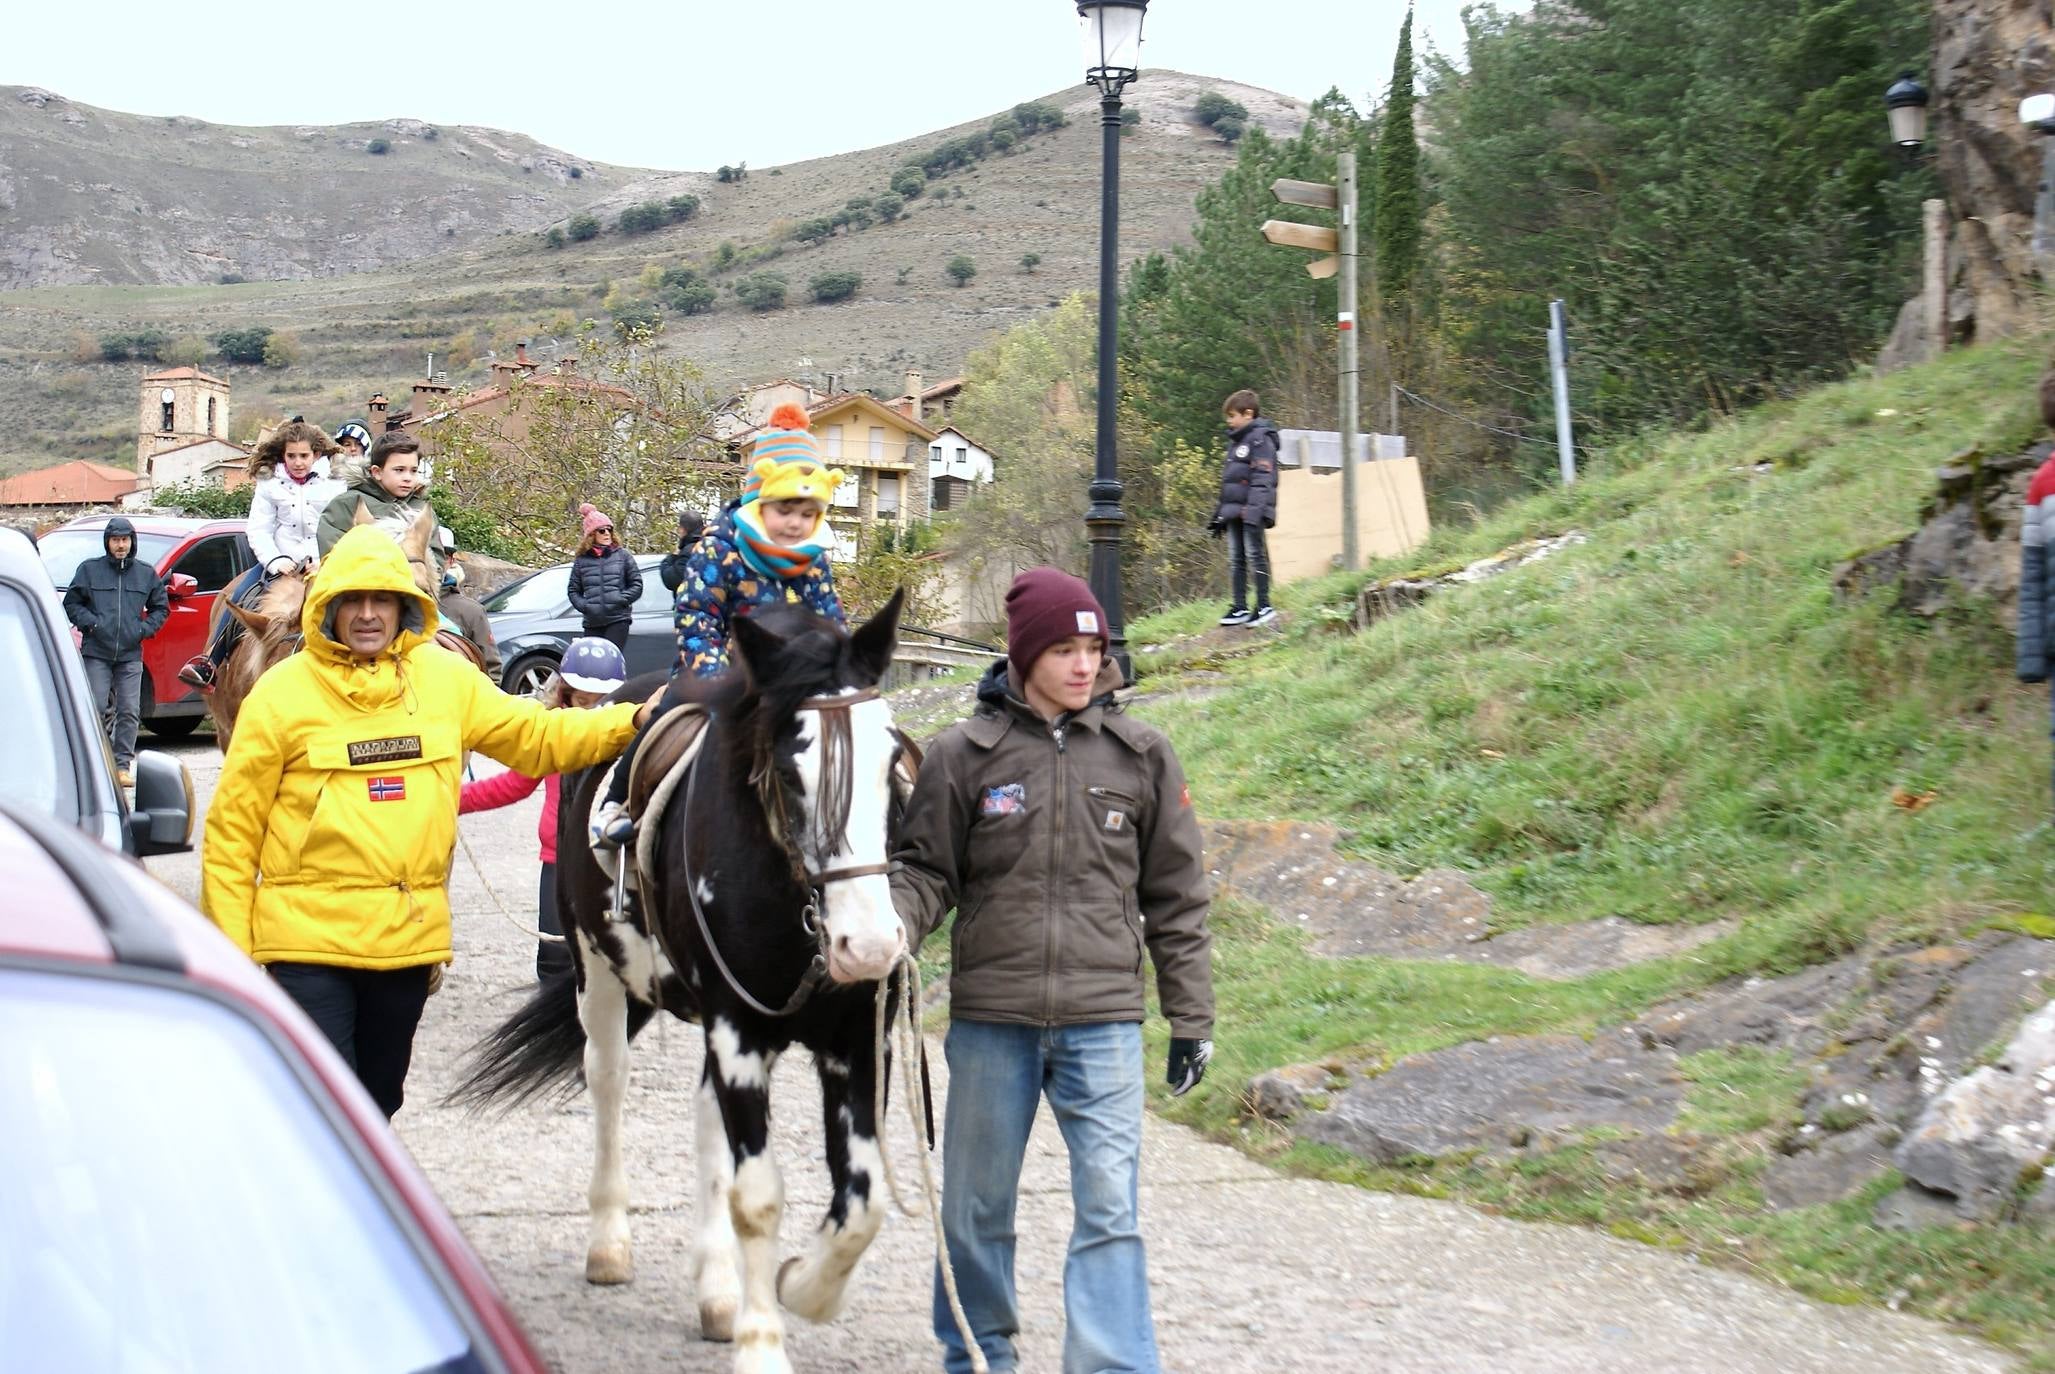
[666,688,896,1020]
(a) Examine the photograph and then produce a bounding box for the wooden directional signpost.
[1261,154,1360,569]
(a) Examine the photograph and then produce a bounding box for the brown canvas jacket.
[891,659,1214,1038]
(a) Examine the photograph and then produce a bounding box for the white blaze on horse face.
[793,694,906,984]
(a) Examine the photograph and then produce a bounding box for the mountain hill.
[0,75,1305,474]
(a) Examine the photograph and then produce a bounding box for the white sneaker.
[1250,605,1278,626]
[1218,607,1253,627]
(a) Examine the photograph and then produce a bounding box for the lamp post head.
[1884,71,1929,150]
[1078,0,1148,98]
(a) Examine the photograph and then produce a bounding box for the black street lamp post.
[1078,0,1147,679]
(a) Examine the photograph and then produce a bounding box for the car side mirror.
[166,573,199,600]
[129,750,194,857]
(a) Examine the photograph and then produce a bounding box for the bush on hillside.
[1121,107,1141,136]
[945,255,976,287]
[1213,113,1247,144]
[714,241,738,269]
[153,335,208,368]
[366,138,391,155]
[1019,252,1041,274]
[542,225,566,249]
[1010,100,1065,133]
[212,327,274,365]
[1194,92,1248,128]
[875,192,905,222]
[990,125,1018,154]
[617,202,666,235]
[260,332,301,369]
[890,166,927,198]
[566,213,601,242]
[218,272,247,284]
[97,329,171,363]
[809,271,861,304]
[793,217,836,245]
[659,266,717,315]
[609,299,663,337]
[735,272,788,312]
[716,162,748,183]
[665,194,701,223]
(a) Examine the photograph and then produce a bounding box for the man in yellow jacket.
[201,525,657,1117]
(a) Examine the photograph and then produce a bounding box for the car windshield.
[0,969,489,1374]
[483,565,570,615]
[0,582,81,824]
[40,529,181,587]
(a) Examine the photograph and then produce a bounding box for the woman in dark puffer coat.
[566,503,643,650]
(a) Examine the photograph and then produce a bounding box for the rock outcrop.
[1833,443,2048,631]
[1929,0,2055,342]
[1894,1000,2055,1220]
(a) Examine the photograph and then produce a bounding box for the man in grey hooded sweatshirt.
[62,515,169,784]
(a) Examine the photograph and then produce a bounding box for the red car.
[40,514,254,739]
[0,800,548,1373]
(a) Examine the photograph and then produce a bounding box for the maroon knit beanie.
[1005,567,1108,681]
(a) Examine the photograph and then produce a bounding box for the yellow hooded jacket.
[200,526,639,969]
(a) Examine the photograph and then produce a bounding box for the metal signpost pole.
[1336,151,1361,572]
[1548,298,1576,487]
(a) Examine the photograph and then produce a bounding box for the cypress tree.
[1374,10,1422,305]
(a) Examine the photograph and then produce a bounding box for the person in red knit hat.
[891,566,1215,1374]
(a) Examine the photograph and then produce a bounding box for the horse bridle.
[671,687,911,1018]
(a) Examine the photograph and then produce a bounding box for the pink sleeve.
[460,768,543,813]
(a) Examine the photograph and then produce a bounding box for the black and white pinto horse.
[454,594,915,1374]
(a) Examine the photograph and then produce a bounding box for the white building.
[926,425,996,513]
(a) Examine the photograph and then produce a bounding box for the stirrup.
[177,658,216,690]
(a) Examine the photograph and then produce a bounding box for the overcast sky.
[6,0,1500,171]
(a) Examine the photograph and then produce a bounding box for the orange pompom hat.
[744,402,845,507]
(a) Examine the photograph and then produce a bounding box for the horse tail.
[446,973,656,1112]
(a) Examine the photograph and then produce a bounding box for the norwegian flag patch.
[367,776,407,803]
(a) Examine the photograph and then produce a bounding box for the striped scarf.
[732,500,830,580]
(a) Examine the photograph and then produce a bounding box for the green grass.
[1119,329,2055,1352]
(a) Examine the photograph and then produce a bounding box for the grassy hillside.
[0,74,1302,473]
[0,86,657,288]
[1122,332,2055,1352]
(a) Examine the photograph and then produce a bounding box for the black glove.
[1166,1037,1213,1096]
[1207,517,1226,539]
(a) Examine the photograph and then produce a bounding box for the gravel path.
[148,738,2013,1373]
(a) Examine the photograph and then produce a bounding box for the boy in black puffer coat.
[1209,387,1279,626]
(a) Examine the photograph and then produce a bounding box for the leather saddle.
[628,703,711,823]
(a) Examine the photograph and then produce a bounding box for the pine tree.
[1374,10,1421,307]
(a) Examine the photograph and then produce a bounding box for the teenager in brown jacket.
[892,567,1214,1374]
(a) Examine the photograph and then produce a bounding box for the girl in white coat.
[178,421,346,690]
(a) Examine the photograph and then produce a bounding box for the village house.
[0,460,143,512]
[925,424,997,513]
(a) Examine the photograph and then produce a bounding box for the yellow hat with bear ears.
[744,402,846,507]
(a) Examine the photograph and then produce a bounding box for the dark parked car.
[0,527,190,857]
[484,554,675,695]
[0,801,548,1374]
[41,514,253,739]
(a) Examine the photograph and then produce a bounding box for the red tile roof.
[0,460,142,507]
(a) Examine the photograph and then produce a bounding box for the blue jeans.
[1225,518,1270,612]
[933,1019,1159,1374]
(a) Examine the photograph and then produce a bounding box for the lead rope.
[874,954,987,1374]
[456,823,568,944]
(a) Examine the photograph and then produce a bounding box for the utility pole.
[1547,299,1576,487]
[1263,162,1361,569]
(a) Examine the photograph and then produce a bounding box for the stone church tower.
[136,366,230,474]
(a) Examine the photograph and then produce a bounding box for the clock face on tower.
[160,388,176,405]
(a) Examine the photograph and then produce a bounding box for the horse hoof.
[699,1294,738,1343]
[585,1243,634,1285]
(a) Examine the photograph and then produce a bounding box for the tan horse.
[204,506,486,748]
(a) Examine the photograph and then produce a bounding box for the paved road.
[147,736,2013,1373]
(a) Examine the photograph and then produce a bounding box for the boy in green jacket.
[891,567,1215,1374]
[315,430,443,578]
